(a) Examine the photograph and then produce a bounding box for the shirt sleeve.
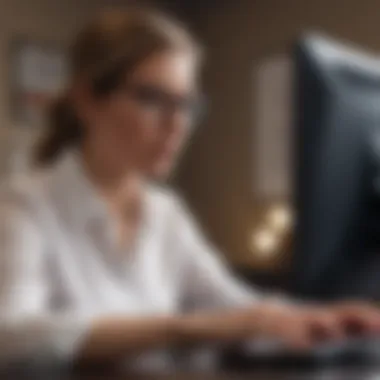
[171,196,263,312]
[0,201,90,368]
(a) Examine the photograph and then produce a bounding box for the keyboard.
[228,337,380,369]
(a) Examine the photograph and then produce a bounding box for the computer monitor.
[292,34,380,301]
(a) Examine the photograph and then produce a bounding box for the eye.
[129,85,167,108]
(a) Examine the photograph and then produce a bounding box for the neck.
[80,142,145,205]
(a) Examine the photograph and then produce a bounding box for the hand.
[182,301,380,350]
[250,301,380,349]
[330,301,380,336]
[200,302,342,349]
[249,302,343,349]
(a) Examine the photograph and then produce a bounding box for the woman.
[0,8,379,371]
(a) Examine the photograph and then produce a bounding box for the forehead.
[129,51,198,92]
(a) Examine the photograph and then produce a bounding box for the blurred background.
[1,0,379,291]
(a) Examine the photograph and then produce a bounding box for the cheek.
[107,101,163,157]
[107,101,146,138]
[155,126,191,164]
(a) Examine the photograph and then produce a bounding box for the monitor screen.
[292,34,380,301]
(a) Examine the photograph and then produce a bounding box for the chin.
[148,162,175,182]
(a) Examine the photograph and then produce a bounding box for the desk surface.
[1,368,380,380]
[73,369,380,380]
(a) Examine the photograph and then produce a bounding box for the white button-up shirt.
[0,150,258,369]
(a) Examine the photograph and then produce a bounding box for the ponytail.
[34,96,83,166]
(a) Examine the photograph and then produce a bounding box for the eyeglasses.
[118,82,207,124]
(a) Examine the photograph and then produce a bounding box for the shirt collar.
[51,149,112,233]
[50,149,157,244]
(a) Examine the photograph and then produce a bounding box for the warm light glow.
[267,204,292,232]
[251,228,278,259]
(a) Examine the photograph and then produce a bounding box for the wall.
[175,0,380,270]
[0,0,132,175]
[0,0,114,128]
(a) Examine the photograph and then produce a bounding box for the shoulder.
[0,172,51,265]
[0,167,53,217]
[147,184,203,241]
[147,183,191,221]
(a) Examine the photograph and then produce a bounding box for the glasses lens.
[124,83,207,123]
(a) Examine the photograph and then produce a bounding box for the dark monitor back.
[292,35,380,301]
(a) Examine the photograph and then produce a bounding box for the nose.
[163,109,190,138]
[154,112,187,155]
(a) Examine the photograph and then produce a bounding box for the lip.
[159,151,175,160]
[158,146,177,157]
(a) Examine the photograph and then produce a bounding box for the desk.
[70,369,380,379]
[1,368,380,380]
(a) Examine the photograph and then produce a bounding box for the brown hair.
[34,8,201,166]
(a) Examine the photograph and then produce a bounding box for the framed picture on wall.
[9,38,68,128]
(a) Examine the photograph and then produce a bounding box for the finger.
[358,305,380,331]
[277,315,313,351]
[289,326,315,352]
[337,305,380,334]
[309,311,343,342]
